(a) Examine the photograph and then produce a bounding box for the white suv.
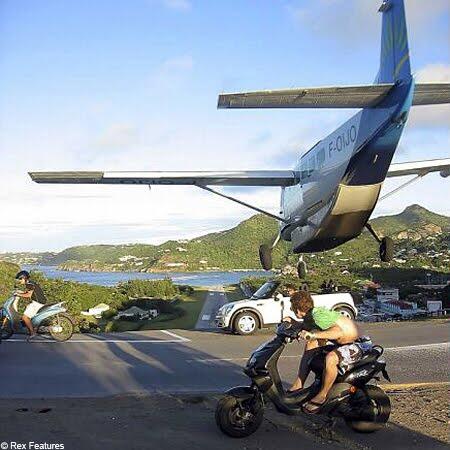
[215,280,357,335]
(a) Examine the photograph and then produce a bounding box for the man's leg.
[290,339,323,391]
[305,350,339,410]
[22,315,35,336]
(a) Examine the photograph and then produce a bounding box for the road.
[1,320,448,398]
[195,287,228,330]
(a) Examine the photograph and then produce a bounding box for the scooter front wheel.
[215,395,264,438]
[47,313,74,342]
[0,316,14,340]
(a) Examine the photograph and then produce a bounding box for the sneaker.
[27,333,37,342]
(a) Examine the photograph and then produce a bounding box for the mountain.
[1,205,449,274]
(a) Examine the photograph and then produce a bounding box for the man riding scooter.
[14,270,48,341]
[287,290,371,414]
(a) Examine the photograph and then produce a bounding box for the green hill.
[0,261,19,298]
[1,205,449,274]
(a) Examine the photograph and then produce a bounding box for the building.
[379,300,421,317]
[376,288,399,303]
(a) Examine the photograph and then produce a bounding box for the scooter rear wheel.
[215,395,264,438]
[345,385,391,433]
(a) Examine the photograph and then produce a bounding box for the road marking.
[201,315,210,321]
[3,329,191,344]
[384,342,449,352]
[381,381,450,389]
[159,329,191,342]
[186,342,450,363]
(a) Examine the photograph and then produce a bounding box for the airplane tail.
[376,0,411,84]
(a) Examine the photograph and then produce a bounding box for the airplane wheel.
[379,237,394,262]
[297,259,307,279]
[259,244,272,271]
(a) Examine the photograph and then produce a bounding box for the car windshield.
[251,281,279,299]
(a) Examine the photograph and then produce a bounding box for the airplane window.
[308,156,315,176]
[316,148,325,169]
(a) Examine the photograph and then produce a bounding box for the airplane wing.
[28,170,299,187]
[217,83,450,109]
[386,158,450,178]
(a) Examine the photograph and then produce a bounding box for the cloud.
[416,64,450,83]
[148,0,192,12]
[96,123,139,150]
[149,55,194,92]
[162,0,191,12]
[408,64,450,128]
[286,0,449,46]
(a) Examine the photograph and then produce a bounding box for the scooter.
[215,321,391,438]
[0,292,74,342]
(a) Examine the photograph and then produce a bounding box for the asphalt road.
[195,287,228,330]
[1,320,449,398]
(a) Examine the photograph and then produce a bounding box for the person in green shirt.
[286,290,362,414]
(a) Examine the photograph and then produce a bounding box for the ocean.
[23,265,271,288]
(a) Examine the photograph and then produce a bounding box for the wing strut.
[379,174,424,202]
[197,185,288,223]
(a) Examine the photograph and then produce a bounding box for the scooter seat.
[345,349,381,372]
[35,303,56,313]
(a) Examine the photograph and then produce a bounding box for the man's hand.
[282,317,292,323]
[299,330,316,341]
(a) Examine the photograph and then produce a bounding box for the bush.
[178,284,194,295]
[118,278,179,299]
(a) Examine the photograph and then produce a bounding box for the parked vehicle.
[0,293,74,342]
[216,320,391,438]
[215,281,357,335]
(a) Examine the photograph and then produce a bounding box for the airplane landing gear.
[259,244,273,270]
[365,223,393,263]
[258,233,281,271]
[297,256,307,279]
[379,236,394,262]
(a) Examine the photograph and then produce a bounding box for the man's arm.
[301,325,344,341]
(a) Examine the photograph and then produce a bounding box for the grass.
[102,288,208,332]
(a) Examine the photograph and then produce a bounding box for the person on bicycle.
[14,270,47,340]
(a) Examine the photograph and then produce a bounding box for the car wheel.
[233,311,259,336]
[333,306,355,320]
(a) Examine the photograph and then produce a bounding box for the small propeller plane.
[30,0,450,277]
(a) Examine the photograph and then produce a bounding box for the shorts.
[23,301,44,319]
[335,336,373,373]
[335,343,363,366]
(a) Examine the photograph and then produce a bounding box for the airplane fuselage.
[281,79,415,253]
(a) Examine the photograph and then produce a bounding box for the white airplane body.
[30,0,450,274]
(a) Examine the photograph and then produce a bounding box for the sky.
[0,0,449,252]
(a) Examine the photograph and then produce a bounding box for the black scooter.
[215,321,391,438]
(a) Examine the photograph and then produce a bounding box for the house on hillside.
[81,303,110,319]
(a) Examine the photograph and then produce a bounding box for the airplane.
[29,0,450,278]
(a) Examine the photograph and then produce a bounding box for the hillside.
[1,205,449,275]
[0,261,19,298]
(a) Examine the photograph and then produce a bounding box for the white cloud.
[96,123,139,150]
[286,0,449,45]
[416,64,450,83]
[408,64,450,127]
[148,0,192,12]
[149,55,194,92]
[163,0,191,12]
